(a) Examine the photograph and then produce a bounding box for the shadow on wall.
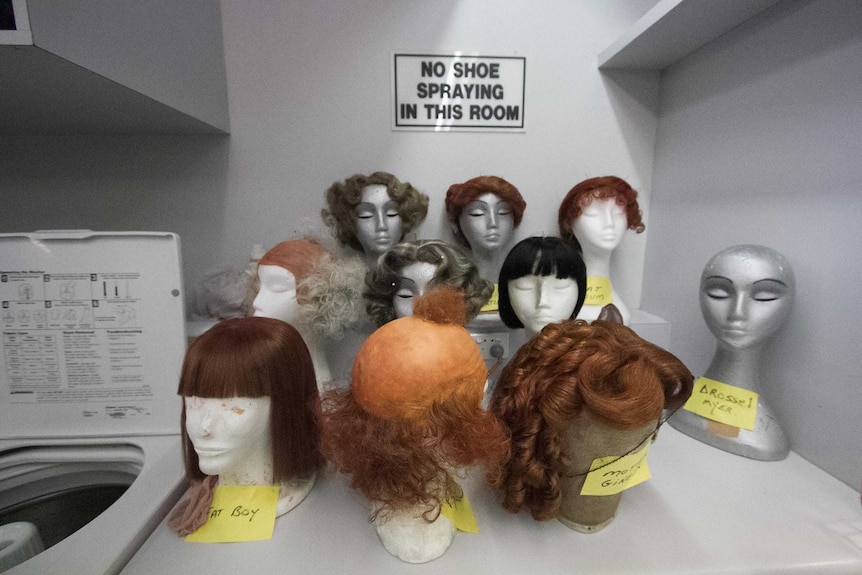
[0,134,231,311]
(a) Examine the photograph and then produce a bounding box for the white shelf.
[0,0,229,134]
[598,0,783,70]
[122,426,862,574]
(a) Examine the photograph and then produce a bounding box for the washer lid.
[0,231,186,439]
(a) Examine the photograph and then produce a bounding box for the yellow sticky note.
[683,376,758,431]
[440,492,478,533]
[580,442,652,496]
[584,276,613,306]
[185,485,279,543]
[480,283,499,313]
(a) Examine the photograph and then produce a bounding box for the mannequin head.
[253,239,365,340]
[498,237,587,332]
[178,317,322,485]
[700,244,795,351]
[322,172,429,261]
[490,320,693,520]
[364,240,492,327]
[445,176,526,252]
[558,176,644,251]
[320,287,508,520]
[253,239,328,324]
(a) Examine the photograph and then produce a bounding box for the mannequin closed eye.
[356,202,399,219]
[751,279,789,301]
[702,276,733,299]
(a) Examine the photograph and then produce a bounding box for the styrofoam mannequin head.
[457,192,516,255]
[393,261,438,319]
[185,396,272,483]
[508,274,580,339]
[253,265,298,325]
[570,197,628,254]
[498,237,587,331]
[700,244,795,350]
[356,184,403,262]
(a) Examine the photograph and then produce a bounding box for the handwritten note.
[185,485,279,543]
[440,492,478,533]
[580,442,652,496]
[584,276,613,306]
[480,283,499,313]
[683,377,758,430]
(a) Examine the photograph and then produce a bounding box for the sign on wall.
[392,53,526,131]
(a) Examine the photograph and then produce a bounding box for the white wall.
[1,0,660,315]
[643,0,862,489]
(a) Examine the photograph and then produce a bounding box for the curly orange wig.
[558,176,645,241]
[490,320,692,520]
[320,287,509,520]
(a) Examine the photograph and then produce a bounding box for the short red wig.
[557,176,645,240]
[445,175,526,245]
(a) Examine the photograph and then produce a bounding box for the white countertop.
[121,426,862,574]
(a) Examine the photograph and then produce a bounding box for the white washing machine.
[0,231,187,574]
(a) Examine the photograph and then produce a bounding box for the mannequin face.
[253,265,298,325]
[392,261,438,319]
[508,274,580,336]
[458,192,515,253]
[356,184,403,260]
[700,248,794,350]
[185,396,272,479]
[571,197,627,253]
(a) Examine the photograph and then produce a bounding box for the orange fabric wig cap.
[258,238,330,285]
[351,287,487,420]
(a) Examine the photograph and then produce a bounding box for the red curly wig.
[320,287,509,521]
[557,176,645,241]
[445,175,526,245]
[490,320,692,521]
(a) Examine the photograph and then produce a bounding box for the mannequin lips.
[193,447,227,457]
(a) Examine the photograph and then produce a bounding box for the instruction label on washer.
[1,270,154,415]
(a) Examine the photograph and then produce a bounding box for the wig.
[321,172,429,253]
[497,237,587,329]
[557,176,645,242]
[490,320,693,520]
[320,287,509,521]
[364,240,493,327]
[177,316,323,485]
[256,239,366,338]
[445,175,526,246]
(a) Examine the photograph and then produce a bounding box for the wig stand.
[558,411,656,533]
[668,345,790,461]
[374,505,456,563]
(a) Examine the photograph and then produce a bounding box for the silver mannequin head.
[700,244,795,351]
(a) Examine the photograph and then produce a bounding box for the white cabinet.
[0,0,229,133]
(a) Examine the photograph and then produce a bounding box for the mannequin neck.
[579,244,612,278]
[218,450,273,487]
[292,322,331,390]
[469,245,506,284]
[703,343,764,392]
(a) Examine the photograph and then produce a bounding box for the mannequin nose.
[727,293,748,322]
[486,210,498,229]
[536,281,552,308]
[374,211,388,231]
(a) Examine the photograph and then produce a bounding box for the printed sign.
[393,53,526,131]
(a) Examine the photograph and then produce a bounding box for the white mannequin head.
[356,184,403,264]
[570,197,628,255]
[508,274,580,339]
[253,265,298,325]
[185,396,272,484]
[700,244,795,351]
[457,192,516,256]
[498,237,587,334]
[393,261,438,319]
